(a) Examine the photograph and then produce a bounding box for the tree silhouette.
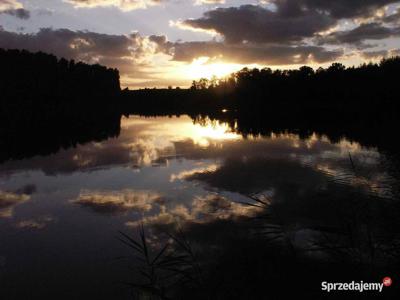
[0,48,122,162]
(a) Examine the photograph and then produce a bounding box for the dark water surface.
[0,115,399,299]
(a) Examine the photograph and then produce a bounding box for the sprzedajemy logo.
[321,277,392,293]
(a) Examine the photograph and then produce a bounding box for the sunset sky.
[1,0,400,88]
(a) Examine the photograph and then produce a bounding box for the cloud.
[149,33,343,64]
[0,0,21,9]
[179,2,399,44]
[65,0,400,20]
[316,23,400,47]
[65,0,164,11]
[0,0,30,19]
[148,35,174,54]
[382,7,400,24]
[0,27,132,60]
[66,0,229,10]
[36,8,54,17]
[14,184,37,195]
[181,5,336,44]
[169,41,343,65]
[361,48,400,59]
[0,8,30,19]
[272,0,400,19]
[195,0,225,4]
[176,3,400,64]
[73,189,163,214]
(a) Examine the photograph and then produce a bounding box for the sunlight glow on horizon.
[178,57,254,81]
[121,53,374,89]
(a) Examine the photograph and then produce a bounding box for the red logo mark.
[383,277,392,287]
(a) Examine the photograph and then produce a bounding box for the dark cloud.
[273,0,399,19]
[149,35,174,54]
[169,41,343,64]
[381,7,400,24]
[182,4,336,44]
[186,157,328,195]
[149,33,342,64]
[0,0,30,19]
[181,2,400,44]
[0,8,30,19]
[362,48,400,59]
[36,8,53,17]
[15,184,37,195]
[316,23,400,47]
[0,27,133,60]
[178,2,400,62]
[362,50,389,58]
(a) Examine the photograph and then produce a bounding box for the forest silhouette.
[1,48,400,160]
[0,49,121,162]
[123,57,400,115]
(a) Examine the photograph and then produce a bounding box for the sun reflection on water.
[182,122,241,147]
[123,116,241,148]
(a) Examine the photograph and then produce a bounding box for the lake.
[0,115,398,299]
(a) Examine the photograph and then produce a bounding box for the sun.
[180,57,247,80]
[164,56,263,88]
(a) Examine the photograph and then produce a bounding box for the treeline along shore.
[122,57,400,117]
[1,48,400,161]
[122,56,400,152]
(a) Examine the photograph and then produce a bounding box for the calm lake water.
[0,115,397,298]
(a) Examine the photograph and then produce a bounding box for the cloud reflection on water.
[15,216,54,230]
[73,189,164,214]
[0,116,384,181]
[125,193,262,229]
[0,115,390,222]
[0,185,35,218]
